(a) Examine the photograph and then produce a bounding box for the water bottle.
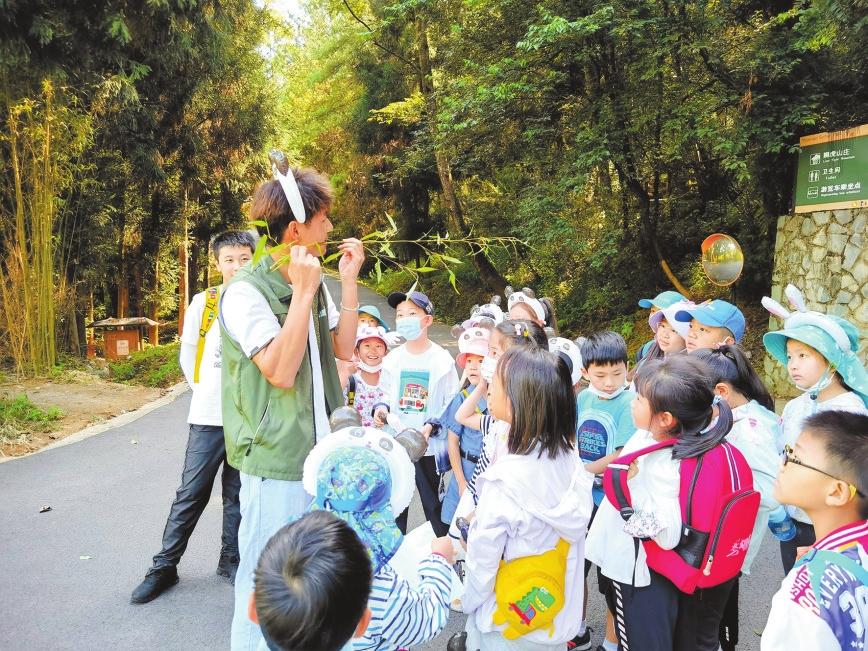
[768,505,797,542]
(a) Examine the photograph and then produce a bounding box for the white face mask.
[358,361,383,374]
[480,356,498,382]
[586,382,629,400]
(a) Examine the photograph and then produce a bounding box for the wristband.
[340,302,360,312]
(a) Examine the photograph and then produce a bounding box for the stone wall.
[764,207,867,398]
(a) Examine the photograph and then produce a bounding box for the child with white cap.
[343,326,391,427]
[635,290,687,363]
[549,336,584,393]
[649,300,694,356]
[762,284,868,573]
[440,326,491,529]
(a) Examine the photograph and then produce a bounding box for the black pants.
[606,571,679,651]
[395,456,449,537]
[605,570,736,651]
[780,520,816,574]
[718,574,741,651]
[677,576,737,651]
[150,424,241,573]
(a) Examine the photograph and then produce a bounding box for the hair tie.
[699,395,723,434]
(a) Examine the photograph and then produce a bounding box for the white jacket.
[726,401,783,573]
[463,447,594,645]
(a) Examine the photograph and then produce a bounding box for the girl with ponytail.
[586,355,737,651]
[694,346,783,651]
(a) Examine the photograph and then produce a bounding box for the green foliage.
[0,395,63,444]
[271,0,866,335]
[108,343,183,388]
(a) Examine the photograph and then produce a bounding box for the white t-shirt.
[219,279,340,444]
[179,290,223,426]
[585,429,682,586]
[780,391,867,524]
[380,342,459,455]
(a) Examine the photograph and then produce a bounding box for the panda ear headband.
[761,284,851,353]
[269,149,306,224]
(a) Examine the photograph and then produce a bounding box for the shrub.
[0,394,63,444]
[108,342,183,388]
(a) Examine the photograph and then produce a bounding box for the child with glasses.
[762,410,868,651]
[761,284,868,573]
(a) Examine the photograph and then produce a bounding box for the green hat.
[762,286,867,407]
[359,305,390,331]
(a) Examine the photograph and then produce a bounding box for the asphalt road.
[0,277,781,650]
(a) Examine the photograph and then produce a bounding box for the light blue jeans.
[230,473,312,651]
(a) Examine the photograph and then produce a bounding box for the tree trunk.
[178,198,188,337]
[148,256,160,345]
[415,17,508,294]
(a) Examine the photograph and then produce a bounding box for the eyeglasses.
[783,445,864,498]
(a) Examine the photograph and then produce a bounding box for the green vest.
[220,257,344,481]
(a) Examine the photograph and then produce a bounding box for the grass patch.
[108,342,183,388]
[0,394,63,445]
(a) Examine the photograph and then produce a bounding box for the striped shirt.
[351,554,452,650]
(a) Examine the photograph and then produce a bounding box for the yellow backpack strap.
[193,287,220,384]
[461,388,483,415]
[347,375,357,407]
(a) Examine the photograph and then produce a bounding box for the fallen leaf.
[39,505,52,513]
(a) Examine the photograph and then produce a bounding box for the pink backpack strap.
[603,439,676,522]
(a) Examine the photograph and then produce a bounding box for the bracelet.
[340,302,360,312]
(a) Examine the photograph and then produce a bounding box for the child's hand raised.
[431,536,456,565]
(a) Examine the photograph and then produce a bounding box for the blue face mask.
[396,316,424,341]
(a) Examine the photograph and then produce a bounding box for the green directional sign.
[795,125,868,213]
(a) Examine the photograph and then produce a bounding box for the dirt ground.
[0,373,165,458]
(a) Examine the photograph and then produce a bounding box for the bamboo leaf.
[448,270,459,293]
[252,234,268,264]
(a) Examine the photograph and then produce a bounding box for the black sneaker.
[447,632,467,651]
[567,627,592,650]
[130,567,178,604]
[216,554,239,584]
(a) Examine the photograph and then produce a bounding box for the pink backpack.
[602,439,760,594]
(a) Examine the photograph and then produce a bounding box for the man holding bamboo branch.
[218,162,364,651]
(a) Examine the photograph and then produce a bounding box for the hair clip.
[269,149,306,223]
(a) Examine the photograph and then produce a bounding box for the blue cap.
[359,305,390,331]
[387,290,434,316]
[674,299,745,342]
[638,290,686,310]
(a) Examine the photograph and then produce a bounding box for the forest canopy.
[1,0,866,373]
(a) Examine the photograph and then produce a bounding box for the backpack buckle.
[619,507,634,521]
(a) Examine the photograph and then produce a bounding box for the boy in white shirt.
[130,230,256,604]
[374,288,459,536]
[762,410,868,651]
